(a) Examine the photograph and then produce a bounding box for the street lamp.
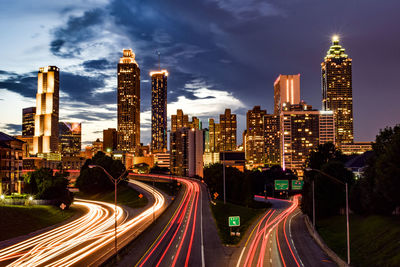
[305,167,350,265]
[88,164,129,258]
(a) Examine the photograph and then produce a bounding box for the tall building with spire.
[150,69,168,153]
[117,49,140,153]
[33,66,59,154]
[322,36,353,145]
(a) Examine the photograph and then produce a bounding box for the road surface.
[0,179,165,267]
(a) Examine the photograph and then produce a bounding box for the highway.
[132,174,226,267]
[0,179,165,267]
[235,195,336,267]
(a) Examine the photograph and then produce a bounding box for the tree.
[150,164,170,174]
[24,168,73,207]
[351,125,400,215]
[75,151,126,194]
[302,143,353,218]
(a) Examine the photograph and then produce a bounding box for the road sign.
[138,194,143,199]
[229,216,240,227]
[275,180,289,190]
[60,203,66,210]
[292,180,304,190]
[214,192,219,199]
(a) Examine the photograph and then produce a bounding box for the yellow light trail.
[0,179,165,266]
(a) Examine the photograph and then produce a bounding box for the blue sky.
[1,0,399,146]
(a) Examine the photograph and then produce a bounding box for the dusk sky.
[1,0,399,146]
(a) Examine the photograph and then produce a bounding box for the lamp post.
[305,167,350,265]
[88,165,129,258]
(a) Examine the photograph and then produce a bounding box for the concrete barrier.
[304,215,349,267]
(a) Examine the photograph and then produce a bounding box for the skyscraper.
[244,106,266,169]
[117,49,140,153]
[33,66,59,154]
[263,114,280,166]
[59,122,81,157]
[274,74,300,115]
[171,109,189,132]
[150,70,168,153]
[220,109,237,151]
[322,36,353,145]
[280,102,335,177]
[22,107,36,136]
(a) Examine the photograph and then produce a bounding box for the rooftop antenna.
[156,50,161,71]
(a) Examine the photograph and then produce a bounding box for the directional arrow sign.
[228,216,240,227]
[291,180,304,190]
[275,180,289,190]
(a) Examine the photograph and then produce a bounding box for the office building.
[154,152,170,169]
[171,109,189,132]
[0,132,24,194]
[117,49,140,153]
[103,128,118,153]
[170,128,203,177]
[150,70,168,153]
[22,107,36,136]
[59,122,81,157]
[322,36,354,145]
[220,109,237,151]
[263,114,281,166]
[280,102,335,177]
[92,139,103,155]
[33,66,59,154]
[274,74,300,114]
[340,142,372,155]
[244,106,266,169]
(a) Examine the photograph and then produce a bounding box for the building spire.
[325,35,348,60]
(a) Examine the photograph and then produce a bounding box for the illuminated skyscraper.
[263,114,280,166]
[244,106,266,169]
[59,122,81,157]
[220,109,237,151]
[22,107,36,136]
[150,70,168,153]
[274,74,300,115]
[171,109,189,132]
[33,66,59,154]
[322,36,353,145]
[117,49,140,153]
[280,102,335,177]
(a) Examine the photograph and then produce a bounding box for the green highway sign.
[292,180,304,190]
[228,216,240,227]
[275,180,289,190]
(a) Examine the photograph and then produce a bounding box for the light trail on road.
[134,174,203,267]
[0,179,165,267]
[237,195,301,267]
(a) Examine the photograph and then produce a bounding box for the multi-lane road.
[0,179,165,267]
[0,174,336,267]
[235,195,336,267]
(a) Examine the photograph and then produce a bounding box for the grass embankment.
[0,205,76,241]
[76,184,148,209]
[211,200,269,245]
[318,215,400,267]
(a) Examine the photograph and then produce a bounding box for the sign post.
[229,216,240,236]
[291,180,304,190]
[274,180,289,190]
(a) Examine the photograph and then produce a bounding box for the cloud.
[209,0,283,19]
[0,71,37,98]
[1,123,21,136]
[50,8,105,57]
[82,58,113,71]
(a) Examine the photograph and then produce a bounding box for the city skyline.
[1,1,400,147]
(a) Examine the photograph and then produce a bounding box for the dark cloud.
[50,8,104,57]
[0,71,37,98]
[2,123,21,136]
[82,58,114,71]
